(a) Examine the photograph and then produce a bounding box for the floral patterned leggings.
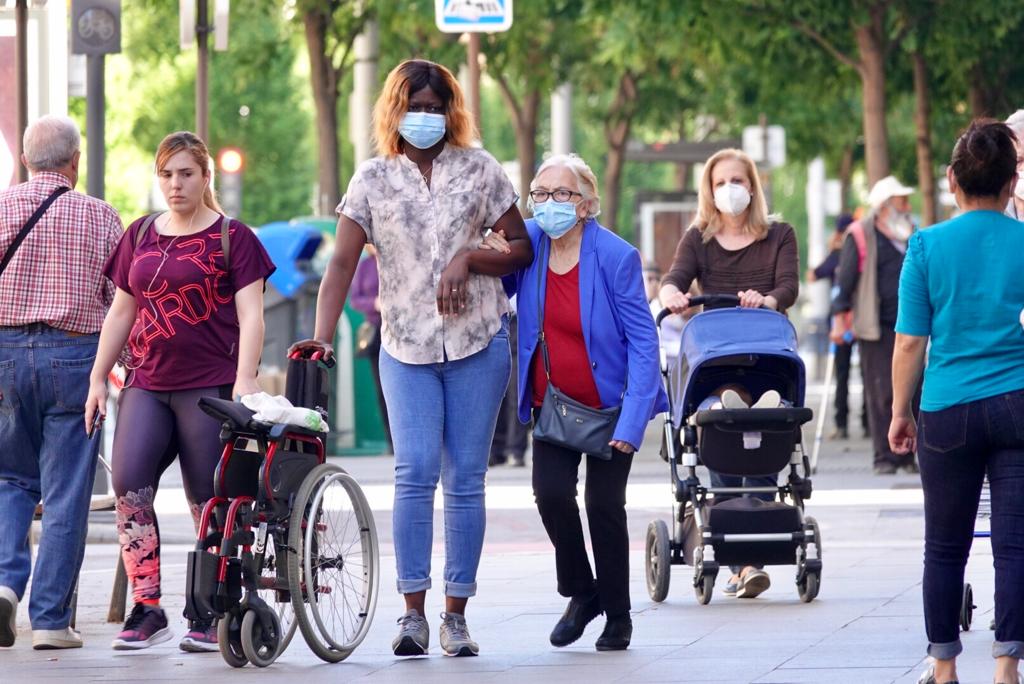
[112,384,231,603]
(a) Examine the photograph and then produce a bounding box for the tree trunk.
[602,72,638,234]
[516,91,540,212]
[838,144,854,213]
[304,9,341,216]
[855,12,890,185]
[912,51,937,227]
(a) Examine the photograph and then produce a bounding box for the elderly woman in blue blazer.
[483,153,667,652]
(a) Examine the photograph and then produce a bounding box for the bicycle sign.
[434,0,513,33]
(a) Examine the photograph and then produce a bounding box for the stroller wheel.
[645,520,671,602]
[797,571,820,603]
[695,573,714,605]
[960,583,974,631]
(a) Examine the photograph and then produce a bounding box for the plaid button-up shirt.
[0,172,123,333]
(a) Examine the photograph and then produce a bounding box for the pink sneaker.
[111,603,171,650]
[179,619,218,653]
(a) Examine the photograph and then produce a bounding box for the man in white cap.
[832,175,917,474]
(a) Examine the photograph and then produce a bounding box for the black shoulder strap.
[0,186,70,279]
[134,212,161,249]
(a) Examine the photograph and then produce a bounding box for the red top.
[531,264,603,409]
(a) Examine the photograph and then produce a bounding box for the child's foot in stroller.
[723,576,740,596]
[751,390,782,409]
[720,389,748,409]
[550,591,601,647]
[179,619,218,652]
[736,568,771,598]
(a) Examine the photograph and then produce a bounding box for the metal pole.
[467,32,481,138]
[86,54,105,199]
[15,0,28,183]
[350,19,378,165]
[551,83,573,155]
[196,0,209,141]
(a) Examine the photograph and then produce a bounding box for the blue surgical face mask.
[533,200,581,239]
[399,112,446,149]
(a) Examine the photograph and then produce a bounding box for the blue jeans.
[918,390,1024,660]
[0,325,99,629]
[379,321,510,598]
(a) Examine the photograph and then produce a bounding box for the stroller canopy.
[671,307,806,423]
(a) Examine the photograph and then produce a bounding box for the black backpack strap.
[0,186,70,279]
[220,215,231,271]
[134,212,161,249]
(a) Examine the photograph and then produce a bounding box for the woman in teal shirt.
[890,119,1024,684]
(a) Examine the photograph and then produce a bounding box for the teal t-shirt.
[896,210,1024,411]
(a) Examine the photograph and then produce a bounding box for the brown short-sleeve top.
[662,222,799,312]
[337,144,519,364]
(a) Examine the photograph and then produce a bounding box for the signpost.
[71,0,121,200]
[434,1,513,137]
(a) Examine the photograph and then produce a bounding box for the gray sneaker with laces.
[392,609,429,656]
[439,612,479,657]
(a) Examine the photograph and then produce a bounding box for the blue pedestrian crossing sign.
[434,0,513,33]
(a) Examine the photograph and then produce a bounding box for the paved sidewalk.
[3,394,1003,683]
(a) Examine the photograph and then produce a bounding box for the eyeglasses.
[529,189,582,203]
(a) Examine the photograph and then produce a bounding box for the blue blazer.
[505,218,668,450]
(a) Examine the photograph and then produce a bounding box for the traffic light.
[217,147,244,218]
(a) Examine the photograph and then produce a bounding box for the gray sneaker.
[439,612,479,657]
[392,609,429,656]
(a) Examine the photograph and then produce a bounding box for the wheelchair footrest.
[185,550,220,622]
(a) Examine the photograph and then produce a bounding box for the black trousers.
[833,340,868,432]
[531,436,633,616]
[859,325,916,467]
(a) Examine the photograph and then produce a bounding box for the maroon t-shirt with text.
[104,215,276,391]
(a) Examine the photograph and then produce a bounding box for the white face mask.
[1015,173,1024,200]
[887,211,914,241]
[713,182,752,216]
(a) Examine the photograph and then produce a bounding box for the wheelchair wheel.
[256,530,297,655]
[218,613,249,668]
[288,463,380,663]
[645,520,671,602]
[241,607,282,668]
[960,583,974,631]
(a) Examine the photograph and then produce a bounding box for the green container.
[329,304,389,456]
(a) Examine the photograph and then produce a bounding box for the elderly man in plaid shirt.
[0,115,122,650]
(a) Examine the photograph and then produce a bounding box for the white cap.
[867,175,914,209]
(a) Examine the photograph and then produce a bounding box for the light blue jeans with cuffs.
[379,319,510,598]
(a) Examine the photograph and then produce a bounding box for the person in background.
[832,176,918,475]
[1004,109,1024,220]
[889,119,1024,684]
[489,299,529,468]
[290,59,532,658]
[84,131,275,651]
[806,213,868,440]
[644,262,686,367]
[350,244,393,452]
[659,147,799,600]
[0,115,122,650]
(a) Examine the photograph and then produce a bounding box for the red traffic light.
[218,148,244,174]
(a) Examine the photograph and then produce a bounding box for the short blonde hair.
[692,148,774,242]
[372,59,476,157]
[531,153,601,218]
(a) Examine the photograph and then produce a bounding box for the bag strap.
[0,186,70,279]
[535,237,553,380]
[220,215,231,271]
[133,212,160,249]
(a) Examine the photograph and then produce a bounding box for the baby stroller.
[645,295,821,605]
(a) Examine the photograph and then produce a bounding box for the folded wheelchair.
[184,351,379,667]
[646,295,822,605]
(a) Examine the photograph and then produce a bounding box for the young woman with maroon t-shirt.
[84,132,274,652]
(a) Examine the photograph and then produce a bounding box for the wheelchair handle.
[288,347,337,368]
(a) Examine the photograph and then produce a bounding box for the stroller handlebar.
[656,294,770,326]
